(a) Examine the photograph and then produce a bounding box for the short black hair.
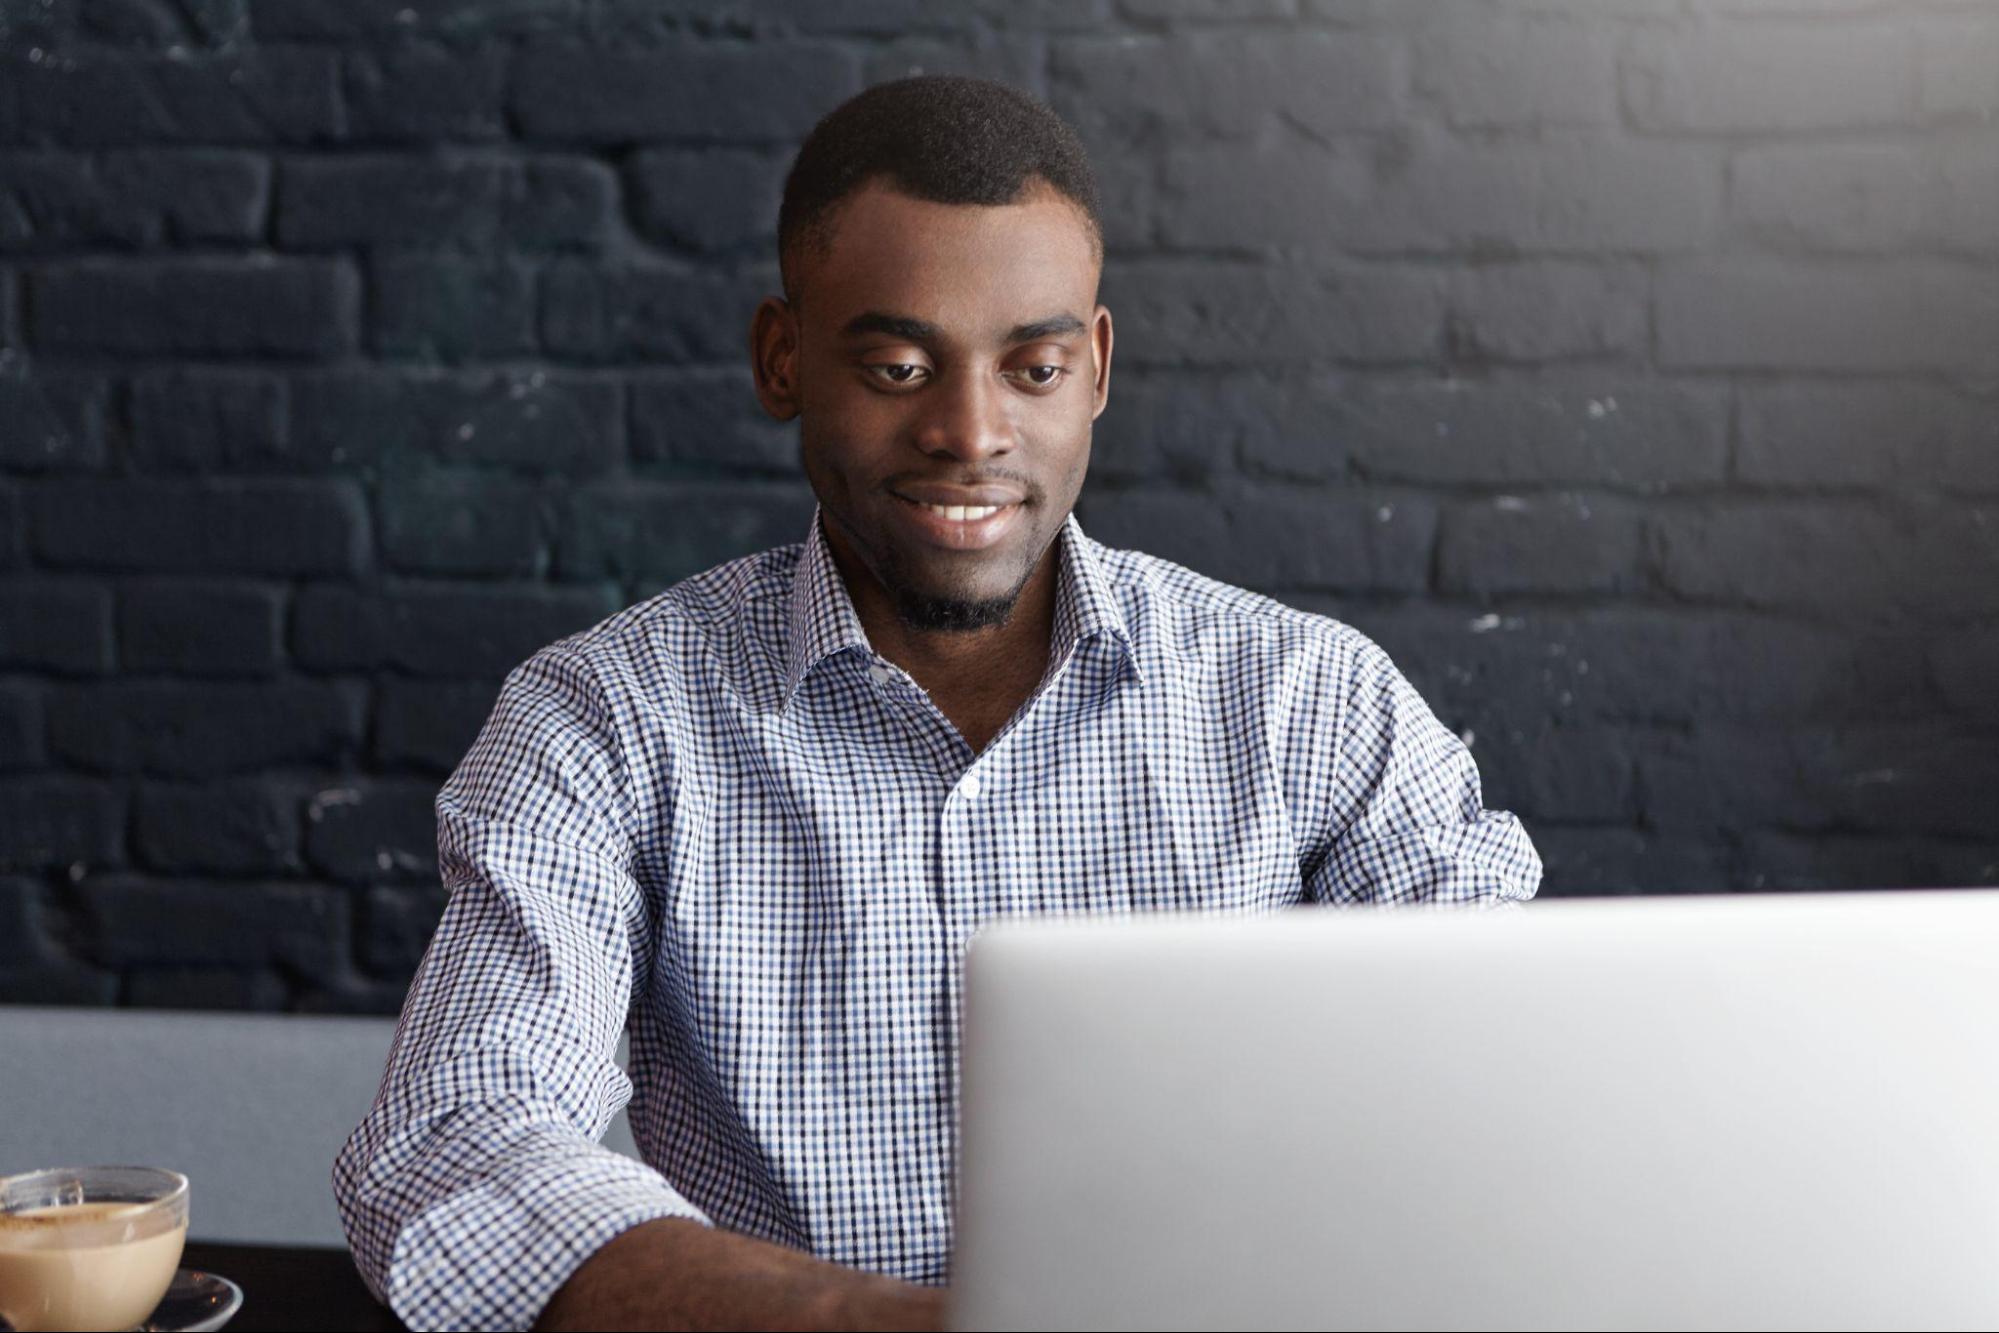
[777,75,1104,308]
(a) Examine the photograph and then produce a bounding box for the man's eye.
[866,364,1066,390]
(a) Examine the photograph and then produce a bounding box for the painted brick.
[1079,484,1434,593]
[861,33,1046,97]
[79,0,249,47]
[555,480,817,585]
[1933,629,1999,719]
[304,777,439,884]
[1446,262,1648,362]
[1438,494,1644,598]
[0,373,105,471]
[0,150,267,249]
[30,479,369,576]
[1736,382,1999,491]
[1930,139,1999,258]
[377,472,547,577]
[292,581,623,677]
[117,579,284,677]
[1157,142,1372,251]
[129,369,287,472]
[1623,23,1915,134]
[628,148,788,254]
[1338,379,1728,490]
[1742,832,1999,894]
[1731,144,1926,253]
[4,2,1998,1007]
[1051,32,1405,141]
[47,680,364,776]
[0,684,40,770]
[1099,260,1445,366]
[78,875,348,979]
[540,262,768,363]
[248,0,582,40]
[373,677,501,772]
[631,369,797,475]
[1647,500,1999,620]
[1,46,341,146]
[344,45,509,142]
[1348,132,1723,256]
[370,256,536,361]
[134,778,301,875]
[1657,260,1999,374]
[288,370,622,475]
[1100,371,1337,486]
[512,40,863,144]
[30,258,359,356]
[0,777,123,872]
[1918,15,1999,120]
[1413,12,1617,130]
[1528,825,1730,898]
[0,578,114,674]
[277,155,615,251]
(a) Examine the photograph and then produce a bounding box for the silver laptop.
[948,890,1999,1331]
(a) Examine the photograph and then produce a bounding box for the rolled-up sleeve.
[1300,629,1542,908]
[332,646,710,1332]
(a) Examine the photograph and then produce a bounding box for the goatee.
[890,587,1022,632]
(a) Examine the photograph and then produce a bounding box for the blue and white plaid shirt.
[333,507,1540,1330]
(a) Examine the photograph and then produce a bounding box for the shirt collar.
[1048,508,1142,687]
[779,506,1142,713]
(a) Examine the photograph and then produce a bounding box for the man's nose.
[912,367,1016,463]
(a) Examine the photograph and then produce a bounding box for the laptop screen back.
[950,891,1999,1331]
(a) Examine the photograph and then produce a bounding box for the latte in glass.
[0,1167,189,1333]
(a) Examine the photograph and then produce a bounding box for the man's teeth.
[922,503,1004,521]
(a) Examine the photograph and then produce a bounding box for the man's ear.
[750,296,802,422]
[1090,302,1114,421]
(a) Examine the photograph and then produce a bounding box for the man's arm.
[1296,628,1541,906]
[333,645,714,1330]
[334,645,950,1330]
[534,1217,944,1332]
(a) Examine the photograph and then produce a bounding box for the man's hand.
[533,1216,948,1332]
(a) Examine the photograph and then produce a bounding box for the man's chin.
[888,583,1022,633]
[865,512,1060,632]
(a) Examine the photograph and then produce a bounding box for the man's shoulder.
[1091,536,1380,670]
[645,541,806,627]
[517,541,805,679]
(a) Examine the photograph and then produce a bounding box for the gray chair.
[0,1006,637,1245]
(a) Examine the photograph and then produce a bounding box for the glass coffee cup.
[0,1166,189,1333]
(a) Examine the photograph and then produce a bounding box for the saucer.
[139,1267,242,1332]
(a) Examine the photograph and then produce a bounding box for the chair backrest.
[0,1006,638,1245]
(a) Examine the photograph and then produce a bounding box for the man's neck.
[826,527,1061,754]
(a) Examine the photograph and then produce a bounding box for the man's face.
[754,177,1112,632]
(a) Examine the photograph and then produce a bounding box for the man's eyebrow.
[838,311,1088,344]
[840,312,942,342]
[1005,314,1088,343]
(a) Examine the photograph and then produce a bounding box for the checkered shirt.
[332,507,1541,1330]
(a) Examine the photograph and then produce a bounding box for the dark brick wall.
[1,0,1995,1011]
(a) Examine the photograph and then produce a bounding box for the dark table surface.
[180,1242,405,1333]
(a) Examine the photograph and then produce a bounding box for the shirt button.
[957,772,982,800]
[868,665,894,687]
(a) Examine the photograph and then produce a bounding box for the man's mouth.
[914,502,1006,522]
[888,492,1027,551]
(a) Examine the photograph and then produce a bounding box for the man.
[334,75,1540,1332]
